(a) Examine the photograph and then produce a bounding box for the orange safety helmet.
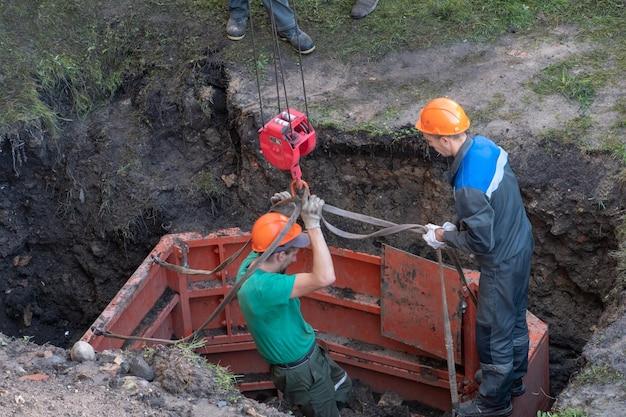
[415,97,470,136]
[251,212,303,252]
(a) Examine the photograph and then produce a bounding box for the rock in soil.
[70,341,95,362]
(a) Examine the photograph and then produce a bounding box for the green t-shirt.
[236,252,315,365]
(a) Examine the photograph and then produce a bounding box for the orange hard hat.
[415,97,470,135]
[251,212,303,252]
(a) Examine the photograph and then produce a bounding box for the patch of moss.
[612,98,626,130]
[190,170,225,198]
[574,363,624,386]
[469,93,506,125]
[537,409,587,417]
[529,51,610,111]
[539,115,593,144]
[600,135,626,164]
[613,216,626,293]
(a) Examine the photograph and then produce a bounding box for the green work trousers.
[270,344,352,417]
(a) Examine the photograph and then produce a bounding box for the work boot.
[226,16,247,41]
[350,0,379,19]
[510,378,525,397]
[456,396,513,417]
[278,27,315,54]
[474,370,525,397]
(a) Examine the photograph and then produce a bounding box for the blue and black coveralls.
[442,135,534,407]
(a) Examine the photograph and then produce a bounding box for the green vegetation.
[174,337,208,360]
[529,51,612,110]
[616,216,626,291]
[173,337,238,393]
[574,364,625,386]
[207,362,238,391]
[189,169,226,214]
[255,0,626,60]
[2,0,625,151]
[539,116,593,144]
[470,93,507,125]
[613,98,626,130]
[0,1,135,134]
[600,135,626,164]
[537,409,587,417]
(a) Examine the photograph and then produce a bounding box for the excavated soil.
[0,333,289,417]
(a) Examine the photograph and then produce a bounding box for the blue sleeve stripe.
[486,149,508,198]
[454,136,501,193]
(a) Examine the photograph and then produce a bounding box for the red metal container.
[83,230,550,416]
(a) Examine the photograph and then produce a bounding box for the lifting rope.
[248,0,311,133]
[93,189,477,345]
[93,13,475,401]
[438,249,459,410]
[93,193,305,345]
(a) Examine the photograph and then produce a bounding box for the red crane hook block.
[258,108,316,183]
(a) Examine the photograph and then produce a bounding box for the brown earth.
[0,334,439,417]
[0,3,625,417]
[0,333,290,417]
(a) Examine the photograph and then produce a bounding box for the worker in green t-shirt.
[237,193,352,417]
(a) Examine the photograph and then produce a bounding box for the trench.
[0,47,623,405]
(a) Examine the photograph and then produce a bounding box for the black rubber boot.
[456,396,513,417]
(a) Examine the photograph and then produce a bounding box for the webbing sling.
[321,204,477,305]
[93,198,304,345]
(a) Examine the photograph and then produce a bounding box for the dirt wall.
[1,49,624,396]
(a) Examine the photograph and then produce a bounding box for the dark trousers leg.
[228,0,249,20]
[229,0,296,33]
[270,346,351,417]
[476,246,532,406]
[260,0,296,32]
[512,247,531,381]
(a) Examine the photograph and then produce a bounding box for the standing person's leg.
[227,0,249,40]
[511,243,533,396]
[351,0,379,19]
[261,0,296,33]
[261,0,315,54]
[477,264,516,405]
[458,261,518,417]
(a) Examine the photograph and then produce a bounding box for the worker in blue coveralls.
[415,97,534,417]
[236,193,352,417]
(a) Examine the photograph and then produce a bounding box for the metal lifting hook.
[258,108,316,186]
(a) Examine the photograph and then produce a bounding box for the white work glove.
[301,195,324,230]
[270,191,295,216]
[442,221,457,232]
[270,191,292,205]
[422,223,446,250]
